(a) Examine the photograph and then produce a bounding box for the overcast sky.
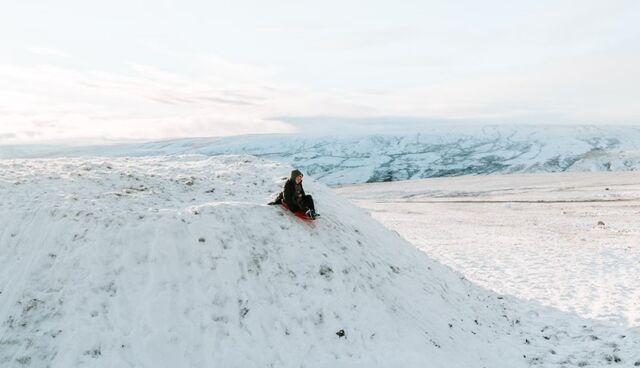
[1,0,639,143]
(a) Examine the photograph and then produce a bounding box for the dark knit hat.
[290,169,303,180]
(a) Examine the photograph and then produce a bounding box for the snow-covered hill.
[1,156,638,367]
[2,125,640,186]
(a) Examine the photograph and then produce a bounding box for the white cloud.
[0,57,307,144]
[1,47,640,145]
[1,0,639,143]
[27,47,71,58]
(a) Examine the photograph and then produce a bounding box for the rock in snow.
[0,155,638,367]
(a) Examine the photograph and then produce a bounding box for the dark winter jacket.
[283,178,305,212]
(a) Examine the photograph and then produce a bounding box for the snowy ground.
[337,171,640,329]
[1,157,639,367]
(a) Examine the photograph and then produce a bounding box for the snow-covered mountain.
[2,125,640,186]
[1,156,637,367]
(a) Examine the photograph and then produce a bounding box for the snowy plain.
[1,155,638,367]
[337,171,640,358]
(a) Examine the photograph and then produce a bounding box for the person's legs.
[303,195,315,211]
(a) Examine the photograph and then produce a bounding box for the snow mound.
[1,156,638,367]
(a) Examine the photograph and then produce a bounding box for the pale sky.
[1,0,639,143]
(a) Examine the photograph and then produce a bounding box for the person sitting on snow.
[269,169,319,219]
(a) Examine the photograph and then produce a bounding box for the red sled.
[281,202,316,221]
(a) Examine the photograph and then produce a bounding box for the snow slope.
[2,125,640,186]
[1,156,638,367]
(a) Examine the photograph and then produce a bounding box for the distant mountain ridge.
[2,125,640,185]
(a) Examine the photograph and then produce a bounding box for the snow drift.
[1,156,637,367]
